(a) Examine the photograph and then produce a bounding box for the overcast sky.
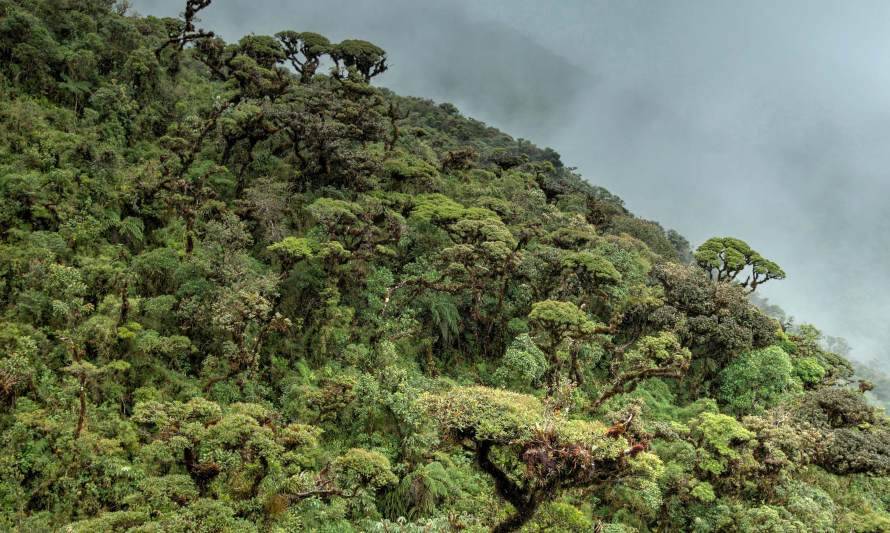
[135,0,890,368]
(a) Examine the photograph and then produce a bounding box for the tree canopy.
[0,1,886,531]
[694,236,786,292]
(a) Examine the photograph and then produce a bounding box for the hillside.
[0,1,888,531]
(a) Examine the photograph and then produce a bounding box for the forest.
[0,1,888,531]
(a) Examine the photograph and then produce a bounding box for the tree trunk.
[570,345,584,385]
[185,214,195,254]
[118,282,130,324]
[474,441,540,532]
[493,500,540,533]
[74,379,86,439]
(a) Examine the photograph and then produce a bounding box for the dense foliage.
[0,1,888,531]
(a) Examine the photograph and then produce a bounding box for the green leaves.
[690,412,755,476]
[718,346,800,415]
[62,359,129,379]
[693,412,755,459]
[420,385,544,443]
[331,39,388,81]
[689,481,715,503]
[276,31,331,83]
[793,356,826,387]
[267,236,316,263]
[528,300,605,392]
[623,332,691,371]
[237,35,285,69]
[410,193,468,224]
[383,151,440,186]
[561,250,622,286]
[0,1,885,531]
[493,334,548,390]
[694,236,785,291]
[590,332,690,411]
[331,448,398,491]
[0,335,37,402]
[695,237,752,274]
[528,300,599,339]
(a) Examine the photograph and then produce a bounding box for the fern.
[417,293,460,347]
[118,216,145,244]
[381,461,458,520]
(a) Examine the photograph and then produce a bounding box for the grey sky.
[134,0,890,367]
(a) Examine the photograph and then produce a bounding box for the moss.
[267,236,316,260]
[690,481,716,503]
[410,193,467,223]
[693,412,755,458]
[332,448,398,490]
[420,385,544,442]
[383,152,440,182]
[528,300,597,333]
[561,250,622,285]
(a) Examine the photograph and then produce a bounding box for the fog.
[134,0,890,368]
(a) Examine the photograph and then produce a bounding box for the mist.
[134,0,890,368]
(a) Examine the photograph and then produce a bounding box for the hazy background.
[134,0,890,368]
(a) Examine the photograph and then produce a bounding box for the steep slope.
[0,1,888,531]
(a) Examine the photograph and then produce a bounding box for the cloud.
[134,0,890,367]
[135,0,587,138]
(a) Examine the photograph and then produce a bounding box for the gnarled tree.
[694,237,785,292]
[331,39,388,81]
[155,0,215,60]
[421,386,657,532]
[590,331,691,411]
[528,300,603,390]
[276,31,331,83]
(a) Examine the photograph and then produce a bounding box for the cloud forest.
[0,1,888,531]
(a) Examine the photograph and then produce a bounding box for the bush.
[719,346,800,415]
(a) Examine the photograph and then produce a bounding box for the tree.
[331,39,388,81]
[590,332,691,411]
[558,249,622,304]
[2,1,889,530]
[795,387,890,475]
[718,345,800,415]
[421,386,656,532]
[276,31,331,83]
[694,237,785,292]
[202,272,290,393]
[236,34,285,68]
[155,0,215,60]
[741,410,824,492]
[440,146,479,171]
[132,398,396,519]
[276,79,387,188]
[198,217,291,393]
[650,262,779,392]
[584,189,627,230]
[527,300,602,391]
[609,216,678,260]
[493,334,548,391]
[399,206,525,358]
[689,412,755,479]
[667,229,693,264]
[0,333,37,406]
[42,262,99,439]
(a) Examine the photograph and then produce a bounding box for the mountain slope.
[0,1,888,531]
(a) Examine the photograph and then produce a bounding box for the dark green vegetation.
[1,1,888,531]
